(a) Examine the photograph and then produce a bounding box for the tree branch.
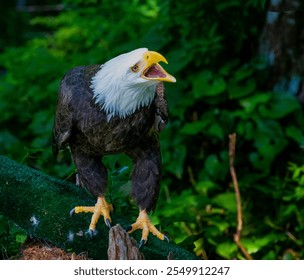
[228,133,253,260]
[0,156,197,260]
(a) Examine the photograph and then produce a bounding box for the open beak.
[141,51,176,83]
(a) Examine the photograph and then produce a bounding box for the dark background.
[0,0,304,260]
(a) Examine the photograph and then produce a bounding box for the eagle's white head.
[91,48,176,120]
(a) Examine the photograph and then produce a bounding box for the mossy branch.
[0,156,197,260]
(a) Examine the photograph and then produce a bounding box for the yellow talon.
[71,196,113,231]
[128,210,167,243]
[74,206,95,213]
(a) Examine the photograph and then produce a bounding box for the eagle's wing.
[52,75,74,156]
[52,65,102,156]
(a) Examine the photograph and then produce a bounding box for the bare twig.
[229,133,253,260]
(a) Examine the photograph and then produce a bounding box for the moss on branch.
[0,156,197,260]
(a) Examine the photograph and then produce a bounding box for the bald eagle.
[52,48,176,247]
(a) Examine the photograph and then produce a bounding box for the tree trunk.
[260,0,304,99]
[0,156,197,260]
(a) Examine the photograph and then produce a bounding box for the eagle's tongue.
[145,64,167,78]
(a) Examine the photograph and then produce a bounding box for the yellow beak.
[141,51,176,83]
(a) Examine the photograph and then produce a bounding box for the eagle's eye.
[131,64,139,73]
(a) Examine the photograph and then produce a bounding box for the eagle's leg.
[128,209,169,248]
[70,152,112,235]
[126,135,168,247]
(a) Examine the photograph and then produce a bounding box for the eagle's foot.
[70,196,113,233]
[127,210,169,248]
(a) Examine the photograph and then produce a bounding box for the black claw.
[69,208,75,217]
[125,225,132,232]
[164,235,170,243]
[138,239,147,249]
[87,229,98,239]
[105,218,112,229]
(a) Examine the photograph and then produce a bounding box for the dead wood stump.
[107,224,144,260]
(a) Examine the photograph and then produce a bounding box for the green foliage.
[0,0,303,259]
[0,215,27,259]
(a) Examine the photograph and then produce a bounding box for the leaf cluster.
[0,215,27,259]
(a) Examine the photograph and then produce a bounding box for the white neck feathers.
[91,70,156,119]
[90,48,158,120]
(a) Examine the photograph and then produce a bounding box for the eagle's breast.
[81,105,155,154]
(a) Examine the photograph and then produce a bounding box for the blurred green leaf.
[204,153,228,181]
[228,78,256,99]
[180,121,207,135]
[259,93,300,119]
[242,233,284,254]
[195,180,218,196]
[178,232,204,252]
[216,242,238,259]
[15,234,27,244]
[285,126,304,144]
[212,192,237,213]
[193,71,226,98]
[239,92,271,113]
